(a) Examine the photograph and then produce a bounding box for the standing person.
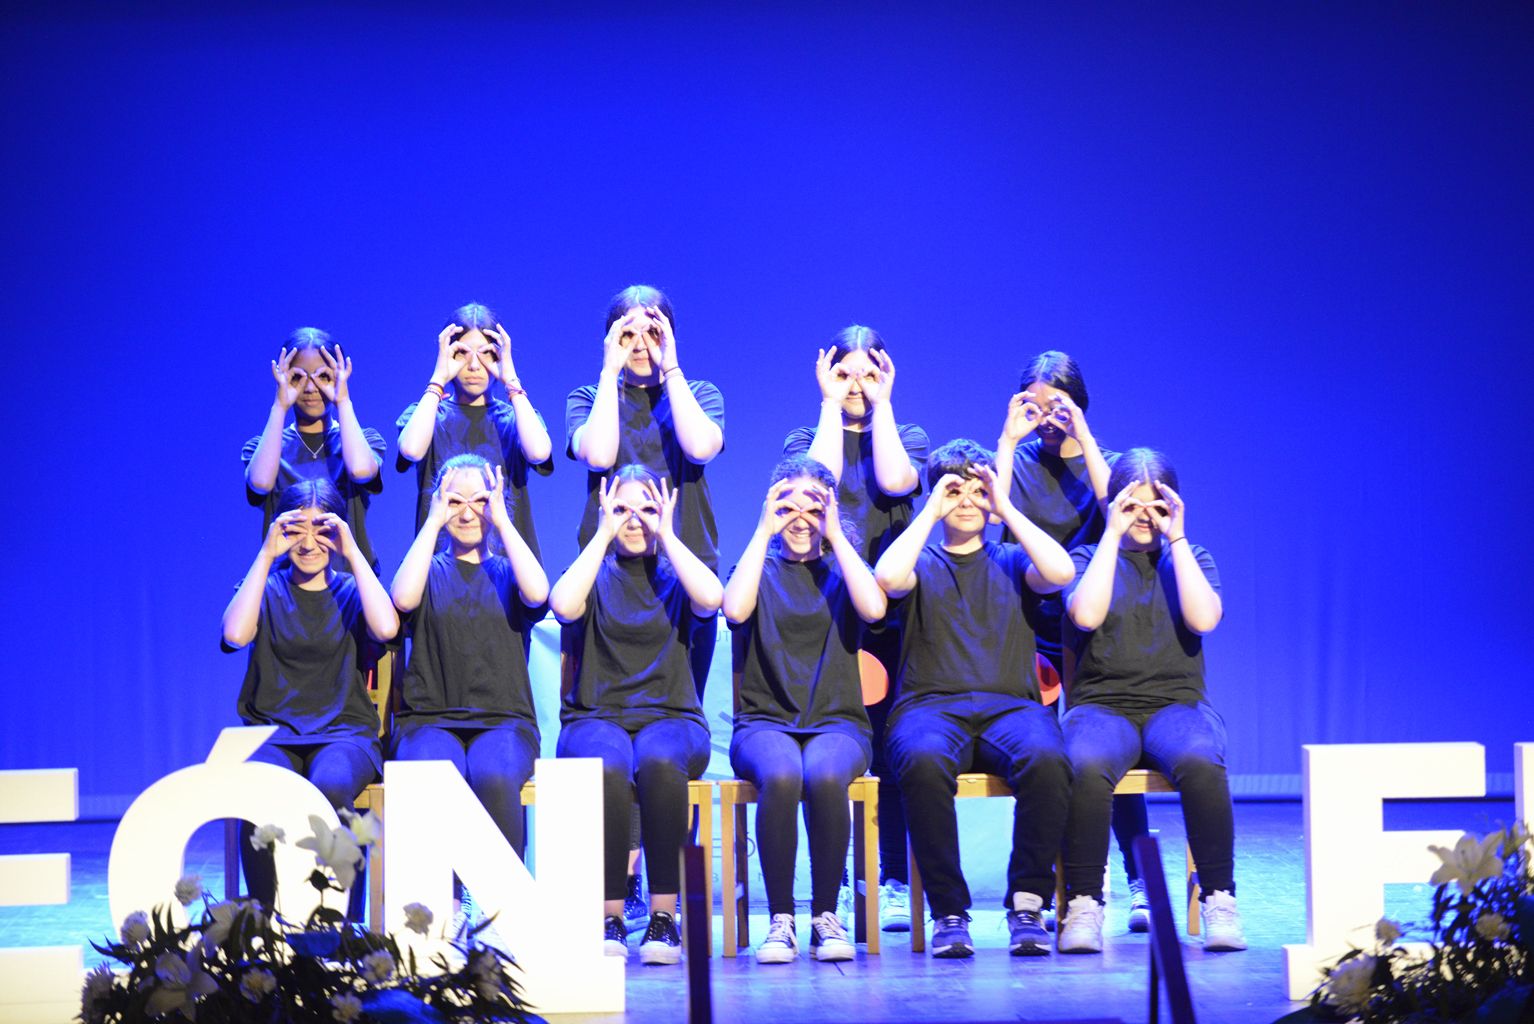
[397,303,554,561]
[992,350,1152,933]
[243,328,388,569]
[1056,449,1245,953]
[388,454,550,857]
[549,466,723,966]
[782,326,927,931]
[874,440,1075,959]
[723,456,887,964]
[221,479,400,905]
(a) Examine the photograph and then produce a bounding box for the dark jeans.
[241,740,376,906]
[558,716,710,901]
[731,730,869,916]
[1061,701,1235,900]
[863,623,908,884]
[887,693,1072,918]
[392,721,539,855]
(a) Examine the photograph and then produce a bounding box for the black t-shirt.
[561,555,707,731]
[231,568,382,770]
[782,423,929,566]
[729,554,871,748]
[1061,543,1221,713]
[395,398,553,562]
[395,554,546,733]
[241,423,387,568]
[893,542,1043,706]
[565,380,726,571]
[1005,439,1120,657]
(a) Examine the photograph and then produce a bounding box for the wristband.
[425,382,446,401]
[504,378,526,398]
[662,365,683,383]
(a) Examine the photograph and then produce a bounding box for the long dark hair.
[432,453,501,556]
[766,455,860,556]
[274,478,346,518]
[447,302,497,332]
[279,327,338,360]
[827,324,886,363]
[605,285,674,332]
[1106,447,1180,498]
[1019,350,1089,411]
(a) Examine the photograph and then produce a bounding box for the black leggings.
[392,722,539,855]
[558,716,711,901]
[731,730,869,917]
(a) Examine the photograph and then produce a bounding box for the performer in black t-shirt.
[1056,449,1245,953]
[873,440,1075,959]
[781,326,928,931]
[222,479,400,905]
[550,465,723,966]
[724,456,886,964]
[397,303,554,560]
[388,454,550,856]
[243,328,388,569]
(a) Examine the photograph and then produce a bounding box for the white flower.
[174,873,203,907]
[1475,911,1510,941]
[1375,917,1401,946]
[1322,954,1377,1016]
[361,949,395,983]
[330,991,364,1022]
[468,949,503,1000]
[143,949,217,1019]
[1428,831,1505,893]
[296,815,364,890]
[239,967,276,1002]
[120,910,150,947]
[202,899,263,951]
[250,824,287,851]
[403,902,433,935]
[80,965,115,1024]
[346,809,382,848]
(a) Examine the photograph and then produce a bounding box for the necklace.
[298,431,327,458]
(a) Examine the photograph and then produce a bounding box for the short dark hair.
[605,285,674,333]
[926,438,995,488]
[828,324,886,363]
[1107,447,1180,498]
[447,303,497,332]
[274,478,346,518]
[280,327,337,361]
[1019,350,1089,411]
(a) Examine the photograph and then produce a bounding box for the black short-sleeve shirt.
[241,423,387,568]
[566,380,726,571]
[782,423,929,566]
[894,542,1043,706]
[395,398,553,561]
[231,568,383,771]
[561,554,708,731]
[1061,543,1221,713]
[729,554,872,754]
[395,553,546,734]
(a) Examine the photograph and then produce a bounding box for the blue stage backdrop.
[2,2,1529,814]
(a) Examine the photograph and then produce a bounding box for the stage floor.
[1,798,1514,1023]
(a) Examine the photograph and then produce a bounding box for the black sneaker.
[604,915,629,957]
[639,911,682,965]
[623,875,648,933]
[930,914,973,958]
[1006,892,1051,956]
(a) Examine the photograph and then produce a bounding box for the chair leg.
[367,793,385,933]
[1055,854,1066,927]
[732,801,749,951]
[696,790,714,959]
[1186,846,1200,936]
[908,839,925,953]
[859,788,880,954]
[720,792,739,958]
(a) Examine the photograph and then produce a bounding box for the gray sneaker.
[1006,892,1051,956]
[1058,895,1105,954]
[1127,878,1150,933]
[1200,891,1247,951]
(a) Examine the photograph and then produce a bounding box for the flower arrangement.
[80,810,540,1024]
[1280,824,1533,1023]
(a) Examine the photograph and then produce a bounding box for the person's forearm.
[662,531,724,612]
[508,390,553,465]
[397,394,440,462]
[575,371,621,470]
[993,437,1019,513]
[346,547,400,641]
[721,527,772,624]
[1066,537,1121,631]
[496,517,550,607]
[1168,539,1222,634]
[664,373,724,463]
[805,402,845,480]
[389,522,442,612]
[222,549,275,647]
[998,502,1075,589]
[1077,429,1111,506]
[549,531,610,622]
[830,532,887,622]
[869,403,917,496]
[245,404,288,494]
[873,507,936,596]
[333,400,379,483]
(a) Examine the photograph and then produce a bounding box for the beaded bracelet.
[504,378,526,398]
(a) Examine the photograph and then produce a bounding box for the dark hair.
[447,303,497,333]
[1019,350,1089,412]
[274,478,346,519]
[765,455,859,555]
[827,324,886,363]
[605,285,674,333]
[609,462,664,492]
[1107,447,1180,498]
[926,438,996,488]
[280,327,338,360]
[431,452,494,493]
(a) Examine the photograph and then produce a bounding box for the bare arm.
[549,476,621,622]
[981,465,1075,592]
[656,478,724,615]
[317,514,398,641]
[484,465,550,607]
[863,349,918,496]
[222,515,298,647]
[823,490,886,622]
[389,487,449,614]
[398,326,468,462]
[1065,534,1122,632]
[649,311,723,463]
[991,391,1046,515]
[245,350,300,494]
[874,477,956,598]
[317,346,379,484]
[572,370,621,470]
[1151,483,1222,634]
[805,348,850,479]
[485,325,553,465]
[1051,394,1111,509]
[722,481,797,623]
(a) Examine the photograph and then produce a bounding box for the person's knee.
[1168,752,1225,791]
[634,751,686,787]
[1015,746,1072,791]
[894,747,953,792]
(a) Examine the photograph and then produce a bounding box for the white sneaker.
[879,880,911,933]
[1057,895,1105,954]
[1127,878,1150,933]
[756,913,798,964]
[810,910,855,962]
[835,882,855,928]
[1200,890,1247,951]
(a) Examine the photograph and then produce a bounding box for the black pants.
[392,721,539,855]
[863,623,908,884]
[1061,701,1235,900]
[241,740,376,906]
[558,716,711,901]
[887,693,1072,918]
[731,730,869,916]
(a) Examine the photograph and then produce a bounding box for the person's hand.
[1103,482,1141,540]
[925,472,970,521]
[483,325,518,387]
[432,324,469,386]
[1001,391,1046,444]
[262,510,305,559]
[314,512,358,561]
[1148,481,1186,541]
[602,313,645,375]
[649,476,680,541]
[316,345,352,405]
[1048,393,1092,442]
[814,486,843,544]
[860,349,896,407]
[815,348,853,404]
[646,305,678,373]
[971,464,1010,520]
[484,465,512,529]
[759,479,800,536]
[596,475,626,539]
[426,481,455,530]
[271,348,301,410]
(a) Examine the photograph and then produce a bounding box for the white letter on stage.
[1518,743,1532,836]
[384,756,624,1014]
[1282,742,1485,999]
[0,768,82,1022]
[109,726,342,929]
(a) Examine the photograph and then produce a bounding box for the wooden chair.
[717,775,880,956]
